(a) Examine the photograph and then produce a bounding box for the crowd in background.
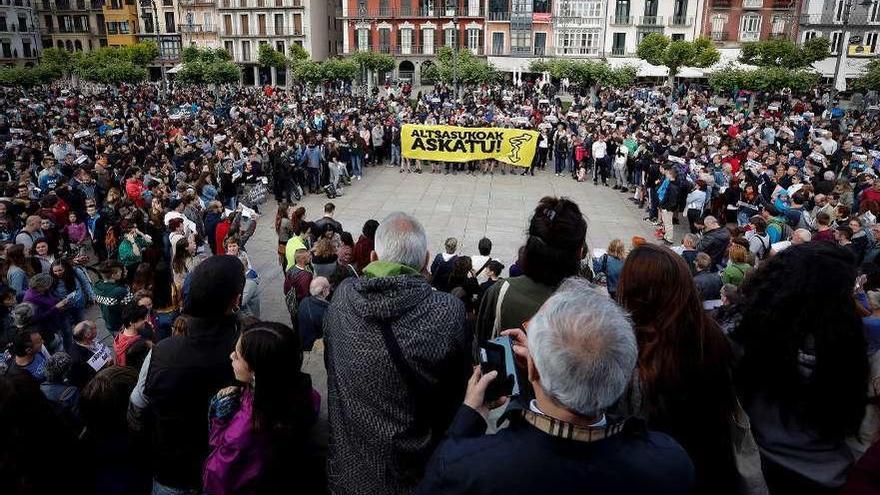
[1,76,880,495]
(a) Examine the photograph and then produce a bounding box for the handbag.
[731,399,769,495]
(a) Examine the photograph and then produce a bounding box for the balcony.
[610,46,626,56]
[710,30,729,41]
[487,11,510,21]
[740,31,760,42]
[669,15,693,27]
[638,15,663,26]
[222,27,302,36]
[219,0,301,7]
[768,32,789,40]
[712,0,731,7]
[178,23,216,33]
[742,0,762,8]
[179,0,216,5]
[609,15,633,26]
[336,6,484,19]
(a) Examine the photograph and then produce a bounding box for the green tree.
[855,59,880,92]
[738,37,830,69]
[258,44,286,68]
[708,66,820,93]
[422,47,497,86]
[529,59,636,92]
[287,43,310,66]
[637,33,719,87]
[72,43,156,84]
[289,59,323,85]
[320,57,359,83]
[176,46,240,85]
[40,47,73,75]
[124,41,159,66]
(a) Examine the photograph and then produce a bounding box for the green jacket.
[475,275,556,343]
[721,262,751,287]
[362,260,420,278]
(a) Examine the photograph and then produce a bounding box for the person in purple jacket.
[203,321,321,495]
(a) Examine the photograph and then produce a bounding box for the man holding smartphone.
[416,279,694,495]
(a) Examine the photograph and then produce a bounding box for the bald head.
[310,276,330,297]
[793,229,812,244]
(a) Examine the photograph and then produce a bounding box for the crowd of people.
[1,75,880,495]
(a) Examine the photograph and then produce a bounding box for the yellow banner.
[401,124,539,167]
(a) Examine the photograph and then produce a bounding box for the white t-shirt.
[470,255,493,284]
[592,141,607,159]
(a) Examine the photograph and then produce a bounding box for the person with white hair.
[416,279,694,494]
[297,276,331,351]
[323,211,471,495]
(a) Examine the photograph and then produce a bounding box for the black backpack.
[431,255,457,292]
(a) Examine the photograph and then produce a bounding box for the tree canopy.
[708,65,821,93]
[71,42,158,84]
[855,59,880,92]
[421,47,498,85]
[258,44,287,68]
[351,51,395,75]
[738,37,830,69]
[177,46,240,85]
[637,34,719,85]
[529,59,636,90]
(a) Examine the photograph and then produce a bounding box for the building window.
[834,0,844,23]
[257,13,266,35]
[400,28,412,54]
[378,27,390,52]
[22,40,31,57]
[770,15,785,35]
[240,14,249,35]
[558,0,602,19]
[241,40,250,61]
[274,14,283,35]
[831,31,843,54]
[612,31,625,55]
[614,0,629,19]
[740,13,760,42]
[491,31,504,54]
[224,14,232,35]
[671,33,684,41]
[164,12,174,33]
[710,13,726,40]
[803,30,818,42]
[276,40,285,53]
[224,40,234,58]
[533,31,545,55]
[204,12,212,31]
[872,2,880,23]
[467,27,480,53]
[357,27,369,51]
[555,29,599,55]
[444,27,456,47]
[107,21,118,33]
[867,32,879,52]
[422,27,434,54]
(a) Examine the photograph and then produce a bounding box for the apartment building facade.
[338,0,486,85]
[178,0,217,48]
[103,0,138,46]
[1,0,41,65]
[137,0,182,65]
[701,0,798,47]
[37,0,107,52]
[219,0,329,85]
[606,0,704,57]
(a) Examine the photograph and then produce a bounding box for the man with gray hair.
[297,276,331,351]
[416,279,694,494]
[324,211,471,495]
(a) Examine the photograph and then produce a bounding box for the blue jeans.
[555,153,566,174]
[391,144,401,166]
[307,167,320,191]
[350,154,363,177]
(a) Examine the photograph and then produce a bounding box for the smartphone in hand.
[479,336,520,402]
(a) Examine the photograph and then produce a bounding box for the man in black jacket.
[128,255,244,494]
[416,279,694,494]
[697,215,732,271]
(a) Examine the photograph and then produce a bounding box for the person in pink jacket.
[203,321,321,495]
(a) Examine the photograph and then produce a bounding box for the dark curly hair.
[735,242,868,439]
[520,196,587,287]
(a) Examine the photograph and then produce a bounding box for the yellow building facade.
[102,0,138,46]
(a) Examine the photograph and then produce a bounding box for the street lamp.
[140,0,167,95]
[832,0,876,99]
[447,0,458,96]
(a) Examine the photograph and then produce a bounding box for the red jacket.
[353,235,374,275]
[125,179,146,208]
[214,220,230,255]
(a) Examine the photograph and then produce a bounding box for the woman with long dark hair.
[734,242,869,494]
[203,321,319,495]
[5,244,33,298]
[50,258,94,327]
[614,244,738,495]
